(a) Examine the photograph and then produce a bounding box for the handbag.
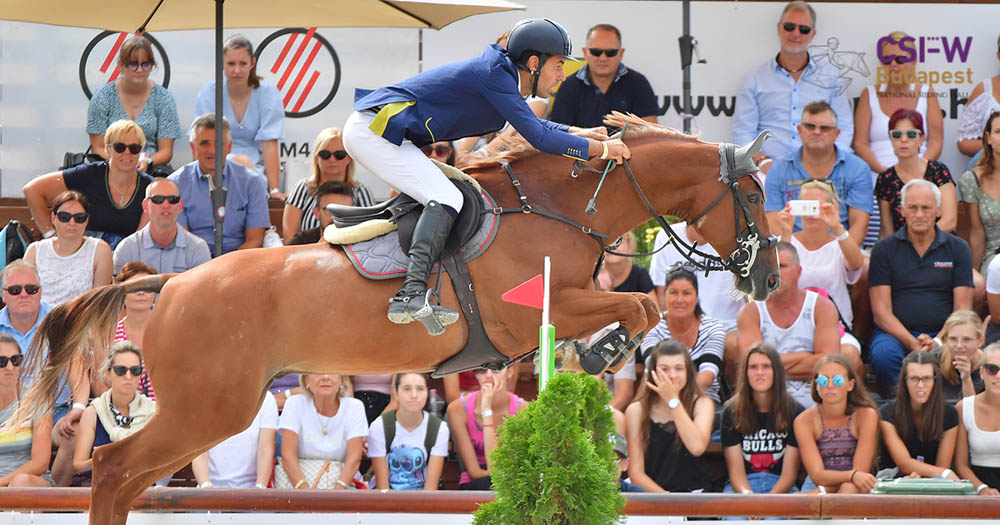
[60,146,103,171]
[273,458,344,489]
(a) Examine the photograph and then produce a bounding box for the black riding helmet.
[505,18,573,98]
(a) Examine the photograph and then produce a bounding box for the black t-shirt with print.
[720,402,803,476]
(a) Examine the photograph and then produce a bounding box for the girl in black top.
[879,351,960,479]
[721,342,803,495]
[625,339,714,492]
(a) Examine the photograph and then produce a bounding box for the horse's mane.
[457,111,702,172]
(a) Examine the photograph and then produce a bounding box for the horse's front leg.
[547,287,660,374]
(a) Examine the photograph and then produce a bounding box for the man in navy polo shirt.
[549,24,659,129]
[869,179,974,389]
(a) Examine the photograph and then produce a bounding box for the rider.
[343,18,630,335]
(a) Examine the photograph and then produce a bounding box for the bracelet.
[834,230,850,242]
[269,187,281,196]
[850,470,857,483]
[818,485,827,494]
[481,409,493,418]
[198,481,213,488]
[335,479,350,489]
[294,479,308,489]
[600,141,609,160]
[758,158,773,168]
[482,423,495,427]
[139,152,152,165]
[741,489,751,494]
[940,468,953,479]
[43,229,56,239]
[254,483,266,489]
[933,337,943,348]
[977,483,989,494]
[72,402,87,412]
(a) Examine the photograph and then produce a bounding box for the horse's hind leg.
[90,395,262,525]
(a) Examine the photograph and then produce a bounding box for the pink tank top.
[459,390,523,484]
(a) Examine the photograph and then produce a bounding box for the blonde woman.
[24,120,153,249]
[281,128,375,243]
[933,310,986,404]
[277,374,366,489]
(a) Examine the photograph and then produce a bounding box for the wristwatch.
[667,398,681,410]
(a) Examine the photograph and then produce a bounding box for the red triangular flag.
[502,274,545,310]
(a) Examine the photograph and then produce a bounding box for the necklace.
[776,53,807,74]
[316,412,331,436]
[107,165,133,206]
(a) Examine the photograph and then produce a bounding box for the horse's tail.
[10,274,176,426]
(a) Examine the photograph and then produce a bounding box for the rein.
[488,140,776,279]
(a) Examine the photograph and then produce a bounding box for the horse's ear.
[735,131,770,166]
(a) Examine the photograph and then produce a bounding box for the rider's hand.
[572,126,609,141]
[601,139,631,163]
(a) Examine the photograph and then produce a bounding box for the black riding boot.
[387,201,459,334]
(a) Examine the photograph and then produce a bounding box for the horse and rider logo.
[79,28,341,119]
[802,37,870,96]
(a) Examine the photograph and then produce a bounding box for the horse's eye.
[747,193,761,204]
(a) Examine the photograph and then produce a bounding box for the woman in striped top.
[639,264,726,403]
[281,127,375,243]
[111,262,157,399]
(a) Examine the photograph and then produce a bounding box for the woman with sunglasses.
[23,191,112,306]
[71,342,155,487]
[86,35,181,175]
[421,141,456,166]
[111,262,158,401]
[933,310,986,404]
[639,265,725,403]
[626,339,714,492]
[879,351,959,480]
[0,334,54,488]
[194,35,285,199]
[281,127,375,244]
[954,342,1000,496]
[960,112,1000,277]
[854,31,942,177]
[721,343,802,500]
[24,120,154,250]
[794,354,878,493]
[874,108,956,238]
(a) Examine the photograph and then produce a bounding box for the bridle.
[493,140,776,279]
[632,141,779,278]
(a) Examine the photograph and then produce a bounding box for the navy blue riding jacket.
[353,44,589,161]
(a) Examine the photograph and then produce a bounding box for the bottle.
[429,388,445,417]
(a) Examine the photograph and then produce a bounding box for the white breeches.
[342,110,464,213]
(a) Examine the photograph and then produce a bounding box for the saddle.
[326,167,511,377]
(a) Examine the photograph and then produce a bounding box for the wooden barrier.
[0,489,997,518]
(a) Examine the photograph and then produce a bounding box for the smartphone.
[788,200,820,217]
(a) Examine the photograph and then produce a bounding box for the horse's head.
[686,132,781,301]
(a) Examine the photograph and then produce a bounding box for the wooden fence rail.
[0,489,997,517]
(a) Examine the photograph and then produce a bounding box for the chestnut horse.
[17,116,778,524]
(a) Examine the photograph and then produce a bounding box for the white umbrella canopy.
[0,0,525,32]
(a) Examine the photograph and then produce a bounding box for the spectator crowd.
[1,1,1000,510]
